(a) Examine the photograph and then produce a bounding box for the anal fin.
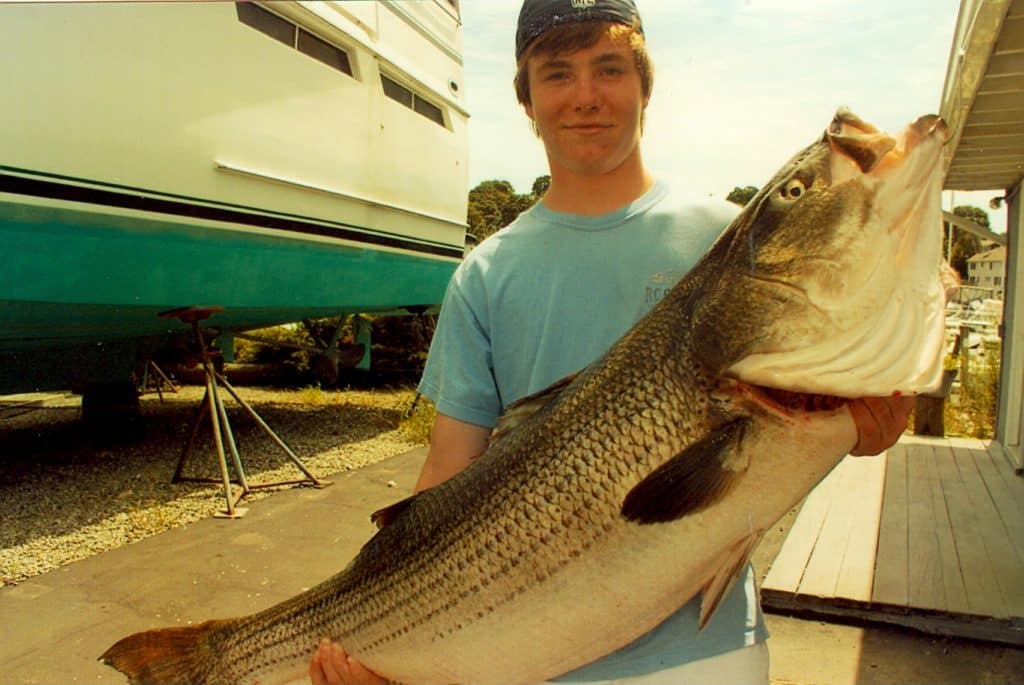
[699,531,762,630]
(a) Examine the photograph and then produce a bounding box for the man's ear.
[522,100,541,138]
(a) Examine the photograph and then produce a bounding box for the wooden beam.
[943,210,1008,246]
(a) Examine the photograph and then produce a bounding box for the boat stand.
[159,306,331,518]
[138,360,178,400]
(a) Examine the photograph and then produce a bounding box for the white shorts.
[539,642,770,685]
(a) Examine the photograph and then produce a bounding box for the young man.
[311,1,913,683]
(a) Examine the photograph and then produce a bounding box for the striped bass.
[101,108,948,684]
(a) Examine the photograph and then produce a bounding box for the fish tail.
[100,619,231,685]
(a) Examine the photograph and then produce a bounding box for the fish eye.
[779,178,806,202]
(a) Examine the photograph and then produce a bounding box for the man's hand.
[848,396,915,456]
[310,639,387,685]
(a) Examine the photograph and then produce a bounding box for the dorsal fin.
[490,372,579,445]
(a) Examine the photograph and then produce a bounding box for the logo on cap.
[570,0,597,8]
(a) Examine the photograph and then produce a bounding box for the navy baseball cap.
[515,0,644,59]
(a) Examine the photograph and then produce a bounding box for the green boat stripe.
[0,170,465,260]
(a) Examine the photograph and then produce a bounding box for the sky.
[456,0,1008,234]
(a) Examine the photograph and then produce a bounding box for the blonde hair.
[513,21,653,109]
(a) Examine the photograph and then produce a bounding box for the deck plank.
[957,444,1024,618]
[906,442,946,611]
[934,436,963,482]
[833,452,886,602]
[763,436,1023,645]
[946,445,1008,618]
[798,459,858,598]
[761,463,840,594]
[979,442,1024,568]
[873,442,909,607]
[929,442,970,615]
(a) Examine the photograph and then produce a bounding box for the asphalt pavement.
[0,447,425,685]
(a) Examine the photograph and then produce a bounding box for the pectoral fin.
[620,419,750,524]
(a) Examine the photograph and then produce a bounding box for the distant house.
[967,246,1007,299]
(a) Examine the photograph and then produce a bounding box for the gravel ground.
[0,384,426,586]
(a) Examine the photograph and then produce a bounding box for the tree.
[467,197,501,239]
[946,205,987,278]
[531,175,551,199]
[726,185,758,206]
[466,178,544,241]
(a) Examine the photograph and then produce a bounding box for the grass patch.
[399,393,435,445]
[296,385,330,405]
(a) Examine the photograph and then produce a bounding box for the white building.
[967,246,1007,299]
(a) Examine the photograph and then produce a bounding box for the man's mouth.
[566,123,613,134]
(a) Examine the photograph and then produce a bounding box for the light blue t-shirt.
[417,181,768,679]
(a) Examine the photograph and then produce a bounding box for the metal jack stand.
[139,360,178,400]
[159,306,331,518]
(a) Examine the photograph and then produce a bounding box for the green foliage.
[467,198,502,240]
[232,314,436,387]
[234,324,311,370]
[953,204,991,229]
[466,177,545,241]
[946,205,987,278]
[297,385,330,405]
[944,342,1000,439]
[531,175,551,199]
[726,186,758,206]
[398,392,436,444]
[370,314,437,370]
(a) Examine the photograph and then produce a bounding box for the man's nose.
[573,75,601,111]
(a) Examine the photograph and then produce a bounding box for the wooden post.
[958,324,970,387]
[914,396,945,436]
[913,369,957,437]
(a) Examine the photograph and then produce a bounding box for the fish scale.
[101,109,948,684]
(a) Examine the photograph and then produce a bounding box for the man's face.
[524,31,648,179]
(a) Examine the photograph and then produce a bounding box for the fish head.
[691,108,948,400]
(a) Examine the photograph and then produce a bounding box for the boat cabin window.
[432,0,459,18]
[296,29,353,75]
[237,3,353,78]
[381,74,446,127]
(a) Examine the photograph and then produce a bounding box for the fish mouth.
[738,381,848,417]
[827,108,948,183]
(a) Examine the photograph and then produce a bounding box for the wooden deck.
[762,435,1024,645]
